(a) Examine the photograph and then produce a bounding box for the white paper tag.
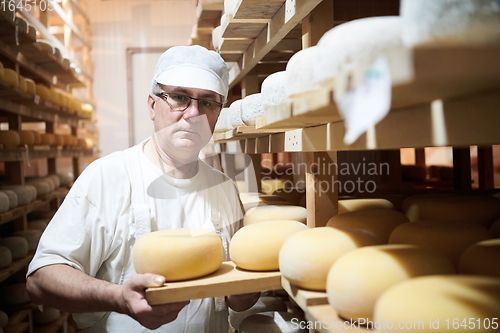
[335,56,392,145]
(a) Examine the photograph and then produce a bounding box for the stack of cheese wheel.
[133,228,223,281]
[2,68,19,89]
[228,99,244,128]
[279,227,380,291]
[285,46,321,97]
[0,236,28,260]
[0,130,20,148]
[230,220,308,271]
[327,209,409,243]
[0,283,30,305]
[373,275,500,332]
[214,108,232,133]
[240,93,263,126]
[0,246,12,269]
[402,194,500,227]
[13,230,43,252]
[33,306,61,324]
[239,311,308,333]
[326,244,455,323]
[0,190,17,209]
[0,192,9,214]
[0,185,36,205]
[458,238,500,277]
[491,217,500,237]
[243,205,307,226]
[260,71,288,112]
[389,220,492,268]
[338,198,394,214]
[401,0,500,47]
[229,296,288,331]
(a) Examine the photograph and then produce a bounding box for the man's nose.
[182,100,202,120]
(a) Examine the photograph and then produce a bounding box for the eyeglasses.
[155,92,223,116]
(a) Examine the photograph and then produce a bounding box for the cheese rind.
[458,238,500,277]
[286,46,321,97]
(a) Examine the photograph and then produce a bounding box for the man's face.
[148,85,222,161]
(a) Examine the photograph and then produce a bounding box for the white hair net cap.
[153,45,229,101]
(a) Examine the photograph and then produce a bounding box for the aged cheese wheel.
[3,68,18,88]
[54,134,65,146]
[40,133,56,146]
[373,275,500,332]
[279,227,380,291]
[133,228,223,281]
[0,283,30,305]
[0,190,17,209]
[31,131,41,145]
[230,220,308,271]
[240,193,291,212]
[240,93,264,126]
[229,296,288,330]
[389,221,492,267]
[239,311,308,333]
[15,130,35,146]
[243,205,307,225]
[458,238,500,277]
[286,46,321,97]
[327,209,409,243]
[0,310,8,328]
[402,195,500,227]
[0,130,21,148]
[13,230,42,252]
[491,217,500,237]
[212,25,222,51]
[26,180,50,196]
[338,198,394,214]
[0,185,36,205]
[327,244,455,322]
[47,174,61,188]
[17,75,27,93]
[261,179,289,196]
[0,192,9,214]
[401,0,500,47]
[261,71,288,110]
[25,78,36,95]
[56,172,73,188]
[0,246,12,270]
[33,306,60,324]
[0,237,28,260]
[228,99,245,128]
[214,107,232,133]
[35,84,51,101]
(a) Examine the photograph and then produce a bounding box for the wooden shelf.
[34,312,70,333]
[281,276,328,309]
[0,147,93,162]
[0,254,34,284]
[212,125,287,142]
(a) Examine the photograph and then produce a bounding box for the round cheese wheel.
[214,108,233,133]
[212,25,222,51]
[0,283,30,305]
[133,228,223,281]
[17,75,27,93]
[0,190,17,209]
[40,133,56,146]
[0,130,21,148]
[261,179,289,196]
[240,93,264,126]
[56,172,73,187]
[338,198,394,214]
[389,221,492,267]
[12,230,42,251]
[230,220,308,271]
[0,237,28,260]
[373,275,500,332]
[0,192,9,214]
[25,180,50,197]
[3,68,19,88]
[228,99,245,128]
[239,311,308,333]
[327,244,455,322]
[47,174,61,188]
[490,217,500,237]
[286,46,321,97]
[54,134,64,146]
[229,296,288,330]
[25,78,36,95]
[400,0,500,47]
[243,205,307,225]
[402,195,500,227]
[33,306,60,324]
[327,209,409,243]
[458,238,500,277]
[0,310,8,329]
[0,246,12,270]
[261,71,288,111]
[0,185,36,205]
[15,130,35,146]
[35,84,51,101]
[31,131,41,145]
[279,227,380,291]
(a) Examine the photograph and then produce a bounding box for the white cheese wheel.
[56,173,73,188]
[338,198,394,214]
[389,220,492,267]
[229,296,288,330]
[327,209,409,243]
[0,192,9,214]
[12,230,42,252]
[491,217,500,237]
[458,238,500,277]
[373,275,500,332]
[0,185,36,205]
[26,180,51,196]
[212,25,223,51]
[214,108,233,133]
[230,220,308,271]
[0,130,21,148]
[0,310,8,328]
[286,46,321,97]
[0,283,30,305]
[0,237,28,260]
[224,0,239,15]
[243,205,307,225]
[261,71,288,110]
[402,195,500,227]
[239,311,308,333]
[228,99,245,128]
[401,0,500,47]
[2,68,18,88]
[33,306,61,324]
[47,174,61,188]
[279,227,380,291]
[0,246,12,270]
[327,244,455,322]
[133,228,223,281]
[0,190,17,209]
[240,93,264,126]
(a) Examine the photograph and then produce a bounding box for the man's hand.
[225,292,260,312]
[120,273,190,329]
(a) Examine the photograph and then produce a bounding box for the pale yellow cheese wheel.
[326,244,455,322]
[0,237,28,260]
[338,198,394,214]
[458,238,500,277]
[40,133,56,146]
[32,131,41,145]
[261,179,288,195]
[389,221,492,267]
[3,68,18,88]
[240,193,291,212]
[17,75,27,92]
[230,220,308,271]
[279,227,380,291]
[0,246,12,270]
[25,78,36,95]
[15,130,35,146]
[243,205,307,226]
[133,228,223,281]
[35,84,51,101]
[0,130,20,148]
[373,275,500,332]
[490,217,500,238]
[327,208,409,243]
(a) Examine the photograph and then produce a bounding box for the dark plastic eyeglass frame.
[154,92,223,115]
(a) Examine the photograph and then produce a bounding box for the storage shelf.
[212,125,287,142]
[0,254,34,284]
[0,147,93,162]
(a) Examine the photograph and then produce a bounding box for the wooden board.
[145,261,282,305]
[233,0,285,19]
[281,276,328,309]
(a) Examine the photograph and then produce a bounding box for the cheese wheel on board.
[56,172,73,188]
[458,238,500,277]
[0,190,16,209]
[389,221,492,267]
[25,78,36,95]
[402,195,500,227]
[54,134,64,146]
[33,306,60,324]
[40,133,56,146]
[17,75,27,93]
[491,217,500,237]
[240,93,264,126]
[239,311,308,333]
[243,205,307,226]
[338,198,394,214]
[13,230,42,251]
[0,185,36,205]
[35,84,51,101]
[401,0,500,47]
[212,25,222,51]
[214,107,232,133]
[228,99,245,128]
[31,131,41,145]
[133,228,223,281]
[286,46,321,97]
[0,130,21,148]
[0,192,9,214]
[326,244,455,322]
[0,283,30,305]
[229,296,288,330]
[2,68,18,88]
[26,180,50,197]
[373,275,500,333]
[0,246,12,270]
[261,179,289,196]
[0,237,28,260]
[230,220,308,271]
[261,71,288,110]
[47,174,61,188]
[327,209,409,243]
[279,227,380,291]
[15,130,35,146]
[0,310,8,329]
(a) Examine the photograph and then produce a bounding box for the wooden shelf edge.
[0,254,34,284]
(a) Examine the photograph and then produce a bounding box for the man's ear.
[148,94,156,120]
